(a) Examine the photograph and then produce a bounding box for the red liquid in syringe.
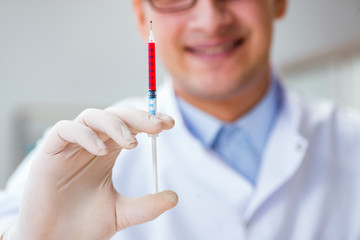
[148,21,157,117]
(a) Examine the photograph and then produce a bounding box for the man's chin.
[184,84,245,101]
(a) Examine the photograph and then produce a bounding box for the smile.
[185,38,245,57]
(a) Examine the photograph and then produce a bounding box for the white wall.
[282,51,360,109]
[272,0,360,66]
[1,0,360,187]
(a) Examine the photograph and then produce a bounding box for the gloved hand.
[6,107,178,240]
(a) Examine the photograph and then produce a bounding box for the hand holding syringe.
[6,103,177,239]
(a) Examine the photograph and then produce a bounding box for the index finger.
[105,107,175,135]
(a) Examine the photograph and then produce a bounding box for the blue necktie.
[211,125,260,185]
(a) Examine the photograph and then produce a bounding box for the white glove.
[6,107,178,240]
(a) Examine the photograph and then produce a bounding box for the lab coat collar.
[242,81,309,223]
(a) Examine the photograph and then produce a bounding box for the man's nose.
[188,0,234,35]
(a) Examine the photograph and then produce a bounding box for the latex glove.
[9,107,178,240]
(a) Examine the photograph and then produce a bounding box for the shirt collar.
[237,75,280,154]
[176,96,222,148]
[176,74,281,155]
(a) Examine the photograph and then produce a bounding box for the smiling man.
[137,0,282,122]
[1,0,360,239]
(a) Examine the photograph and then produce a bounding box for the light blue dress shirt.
[176,76,281,185]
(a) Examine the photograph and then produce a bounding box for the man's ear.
[274,0,287,19]
[133,0,148,42]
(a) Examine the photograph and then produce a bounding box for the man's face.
[134,0,286,100]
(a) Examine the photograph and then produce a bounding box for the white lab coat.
[1,80,360,239]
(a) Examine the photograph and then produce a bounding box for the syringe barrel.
[148,42,156,91]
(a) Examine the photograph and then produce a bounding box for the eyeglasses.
[145,0,197,13]
[145,0,240,13]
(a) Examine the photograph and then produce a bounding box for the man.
[1,0,360,239]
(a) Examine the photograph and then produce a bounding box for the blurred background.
[1,0,360,188]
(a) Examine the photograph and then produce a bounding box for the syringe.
[148,21,158,194]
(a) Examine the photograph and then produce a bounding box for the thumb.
[116,190,178,231]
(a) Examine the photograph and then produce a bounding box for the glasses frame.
[145,0,198,13]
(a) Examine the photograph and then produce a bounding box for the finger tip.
[97,147,108,156]
[127,141,138,149]
[161,118,175,130]
[160,190,178,208]
[156,114,175,129]
[166,119,175,130]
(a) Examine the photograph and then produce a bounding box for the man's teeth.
[192,42,237,55]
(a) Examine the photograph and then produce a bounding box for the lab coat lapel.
[243,86,309,223]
